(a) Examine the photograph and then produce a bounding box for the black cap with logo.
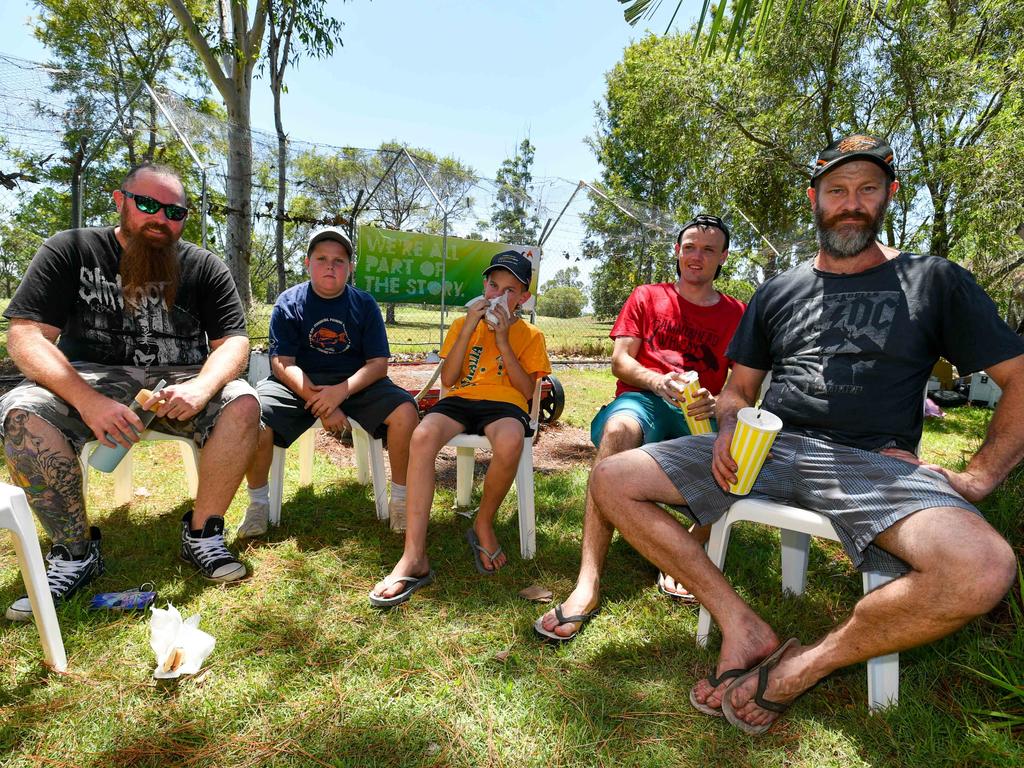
[811,134,896,182]
[482,249,532,287]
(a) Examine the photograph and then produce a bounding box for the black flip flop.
[466,528,505,575]
[533,603,600,643]
[689,667,749,717]
[721,637,800,734]
[368,570,435,608]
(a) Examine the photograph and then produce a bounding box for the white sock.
[248,484,270,504]
[390,482,406,501]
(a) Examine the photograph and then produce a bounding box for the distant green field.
[248,302,614,359]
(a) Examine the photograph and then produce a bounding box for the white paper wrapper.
[465,294,512,327]
[149,603,216,679]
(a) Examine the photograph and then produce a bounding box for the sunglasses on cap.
[120,189,189,222]
[678,214,730,250]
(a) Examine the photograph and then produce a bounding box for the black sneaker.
[180,511,247,583]
[6,526,105,622]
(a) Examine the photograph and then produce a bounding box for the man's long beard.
[119,216,180,310]
[814,195,888,259]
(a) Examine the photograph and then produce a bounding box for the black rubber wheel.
[538,374,565,424]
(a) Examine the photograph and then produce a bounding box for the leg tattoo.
[3,410,88,546]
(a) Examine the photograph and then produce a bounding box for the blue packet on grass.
[89,584,157,612]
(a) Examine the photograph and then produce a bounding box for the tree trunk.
[225,93,253,307]
[930,195,950,260]
[386,303,396,325]
[69,142,85,229]
[273,90,287,298]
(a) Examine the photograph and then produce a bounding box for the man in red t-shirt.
[536,214,746,642]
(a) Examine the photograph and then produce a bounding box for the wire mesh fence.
[0,53,810,360]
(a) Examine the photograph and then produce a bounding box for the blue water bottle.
[87,380,166,472]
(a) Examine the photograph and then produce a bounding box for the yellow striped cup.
[676,371,714,435]
[728,407,783,495]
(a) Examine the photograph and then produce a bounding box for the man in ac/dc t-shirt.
[535,215,745,643]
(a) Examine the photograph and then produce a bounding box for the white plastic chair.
[448,380,542,560]
[247,350,389,527]
[266,417,388,526]
[695,497,899,711]
[81,431,199,506]
[390,362,542,559]
[1,483,67,671]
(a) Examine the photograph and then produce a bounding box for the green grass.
[1,391,1022,765]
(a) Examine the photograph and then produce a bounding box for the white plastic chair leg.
[112,452,134,506]
[515,438,536,559]
[455,446,475,508]
[1,484,67,672]
[177,441,200,498]
[780,529,811,595]
[863,571,899,711]
[696,517,734,647]
[268,445,286,526]
[298,427,316,486]
[352,427,371,485]
[368,438,389,522]
[349,419,389,522]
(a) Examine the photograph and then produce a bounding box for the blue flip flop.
[368,570,435,608]
[465,528,504,575]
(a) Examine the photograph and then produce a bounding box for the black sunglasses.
[120,189,189,222]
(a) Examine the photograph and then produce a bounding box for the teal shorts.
[589,390,716,448]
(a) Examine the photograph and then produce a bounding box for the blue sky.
[0,1,699,182]
[0,1,705,290]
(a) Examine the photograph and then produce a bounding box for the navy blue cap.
[482,249,532,287]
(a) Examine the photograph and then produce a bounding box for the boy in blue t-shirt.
[238,227,418,536]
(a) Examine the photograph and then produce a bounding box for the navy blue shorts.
[257,376,415,447]
[426,396,532,437]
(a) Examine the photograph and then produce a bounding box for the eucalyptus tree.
[264,0,343,296]
[31,0,201,226]
[165,0,344,306]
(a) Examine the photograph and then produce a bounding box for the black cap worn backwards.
[678,214,730,251]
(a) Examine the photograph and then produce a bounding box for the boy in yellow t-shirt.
[370,251,551,607]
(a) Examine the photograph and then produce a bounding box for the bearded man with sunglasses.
[0,163,260,621]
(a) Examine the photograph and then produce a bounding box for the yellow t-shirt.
[440,315,551,412]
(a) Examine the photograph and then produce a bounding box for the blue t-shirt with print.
[269,282,390,382]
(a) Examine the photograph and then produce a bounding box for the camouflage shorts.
[0,363,258,452]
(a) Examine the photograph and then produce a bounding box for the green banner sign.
[356,225,538,308]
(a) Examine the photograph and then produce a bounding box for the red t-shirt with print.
[610,283,746,397]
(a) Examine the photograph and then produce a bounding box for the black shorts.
[426,396,532,437]
[256,376,415,447]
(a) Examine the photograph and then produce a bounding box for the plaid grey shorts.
[0,362,258,451]
[641,431,981,575]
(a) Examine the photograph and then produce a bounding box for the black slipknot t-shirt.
[5,227,247,367]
